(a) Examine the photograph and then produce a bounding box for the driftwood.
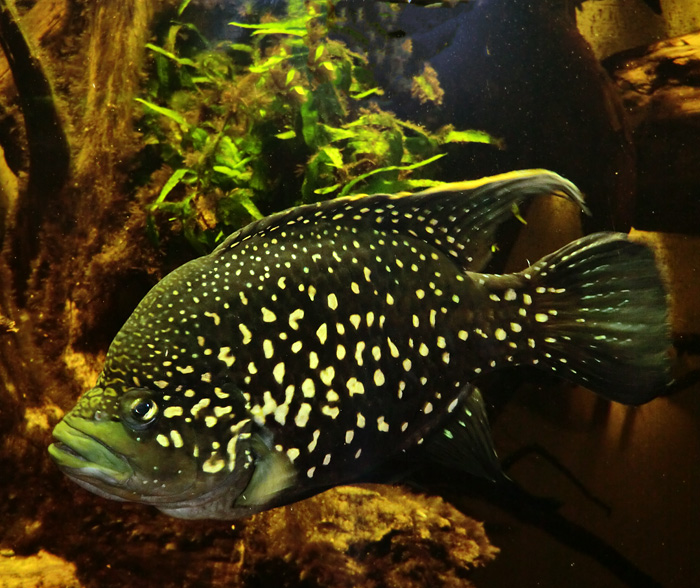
[604,31,700,234]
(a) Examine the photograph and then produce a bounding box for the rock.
[0,550,83,588]
[233,485,499,588]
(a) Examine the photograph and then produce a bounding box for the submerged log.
[604,30,700,235]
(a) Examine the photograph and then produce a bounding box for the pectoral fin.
[234,432,297,508]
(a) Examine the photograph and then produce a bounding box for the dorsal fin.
[215,169,587,271]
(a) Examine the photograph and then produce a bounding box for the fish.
[48,169,672,520]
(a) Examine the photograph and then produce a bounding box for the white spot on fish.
[322,405,340,419]
[204,311,221,325]
[295,403,312,427]
[302,378,315,398]
[309,351,319,370]
[239,324,253,344]
[355,341,365,366]
[214,405,233,418]
[316,323,328,345]
[289,308,304,330]
[327,293,338,310]
[346,377,365,396]
[319,366,335,386]
[202,456,226,474]
[366,312,375,327]
[387,338,399,357]
[308,429,320,452]
[164,406,183,418]
[190,397,210,417]
[273,362,286,384]
[218,346,236,367]
[263,339,274,359]
[374,369,385,386]
[170,430,184,448]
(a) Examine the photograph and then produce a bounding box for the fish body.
[49,170,671,519]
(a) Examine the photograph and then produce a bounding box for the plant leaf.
[442,128,503,148]
[146,43,198,67]
[339,153,445,197]
[136,98,188,127]
[275,130,297,140]
[154,168,192,205]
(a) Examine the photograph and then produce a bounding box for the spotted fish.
[49,170,671,519]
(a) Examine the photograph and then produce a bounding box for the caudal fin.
[519,232,672,404]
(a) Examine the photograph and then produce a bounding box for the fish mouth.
[49,418,133,486]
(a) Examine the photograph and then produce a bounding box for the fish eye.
[130,398,157,421]
[120,389,159,430]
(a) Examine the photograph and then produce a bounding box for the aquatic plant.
[135,0,498,252]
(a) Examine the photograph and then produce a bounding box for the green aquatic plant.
[135,0,498,252]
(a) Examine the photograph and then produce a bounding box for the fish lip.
[49,418,133,485]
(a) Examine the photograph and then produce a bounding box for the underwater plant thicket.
[135,0,496,252]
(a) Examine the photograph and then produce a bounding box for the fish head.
[48,381,260,519]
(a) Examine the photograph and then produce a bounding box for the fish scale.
[49,170,671,520]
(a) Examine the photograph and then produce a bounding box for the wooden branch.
[0,0,69,300]
[604,31,700,130]
[604,31,700,234]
